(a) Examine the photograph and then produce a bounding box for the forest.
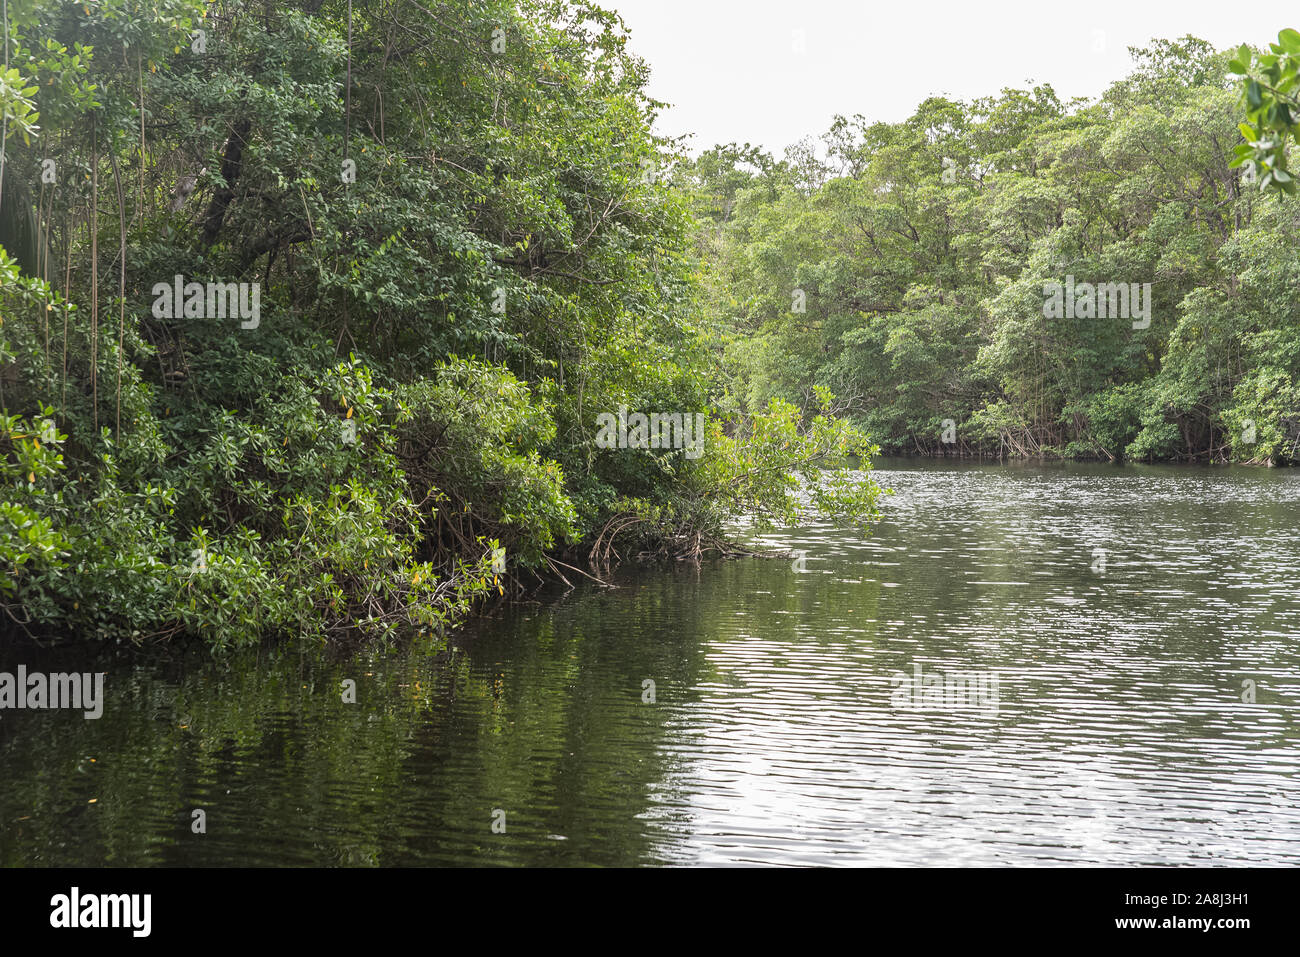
[683,35,1300,464]
[0,0,879,646]
[0,0,1296,647]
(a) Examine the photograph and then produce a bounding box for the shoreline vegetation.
[0,0,881,648]
[0,2,1296,648]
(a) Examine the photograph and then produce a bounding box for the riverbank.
[5,460,1297,866]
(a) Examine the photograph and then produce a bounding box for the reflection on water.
[2,458,1299,866]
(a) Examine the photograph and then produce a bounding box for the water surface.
[3,459,1298,866]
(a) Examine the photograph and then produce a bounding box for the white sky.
[604,0,1276,155]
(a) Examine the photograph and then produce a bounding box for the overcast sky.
[604,0,1274,155]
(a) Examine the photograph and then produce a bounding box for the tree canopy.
[0,0,881,646]
[678,34,1300,466]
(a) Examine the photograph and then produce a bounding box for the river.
[2,458,1298,865]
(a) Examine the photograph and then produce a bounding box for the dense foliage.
[681,35,1300,466]
[1229,28,1300,192]
[0,0,881,646]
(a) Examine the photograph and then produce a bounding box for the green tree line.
[0,0,881,646]
[681,35,1300,466]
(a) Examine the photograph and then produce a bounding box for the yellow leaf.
[27,472,35,483]
[346,407,353,418]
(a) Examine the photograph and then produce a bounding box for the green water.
[3,459,1299,866]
